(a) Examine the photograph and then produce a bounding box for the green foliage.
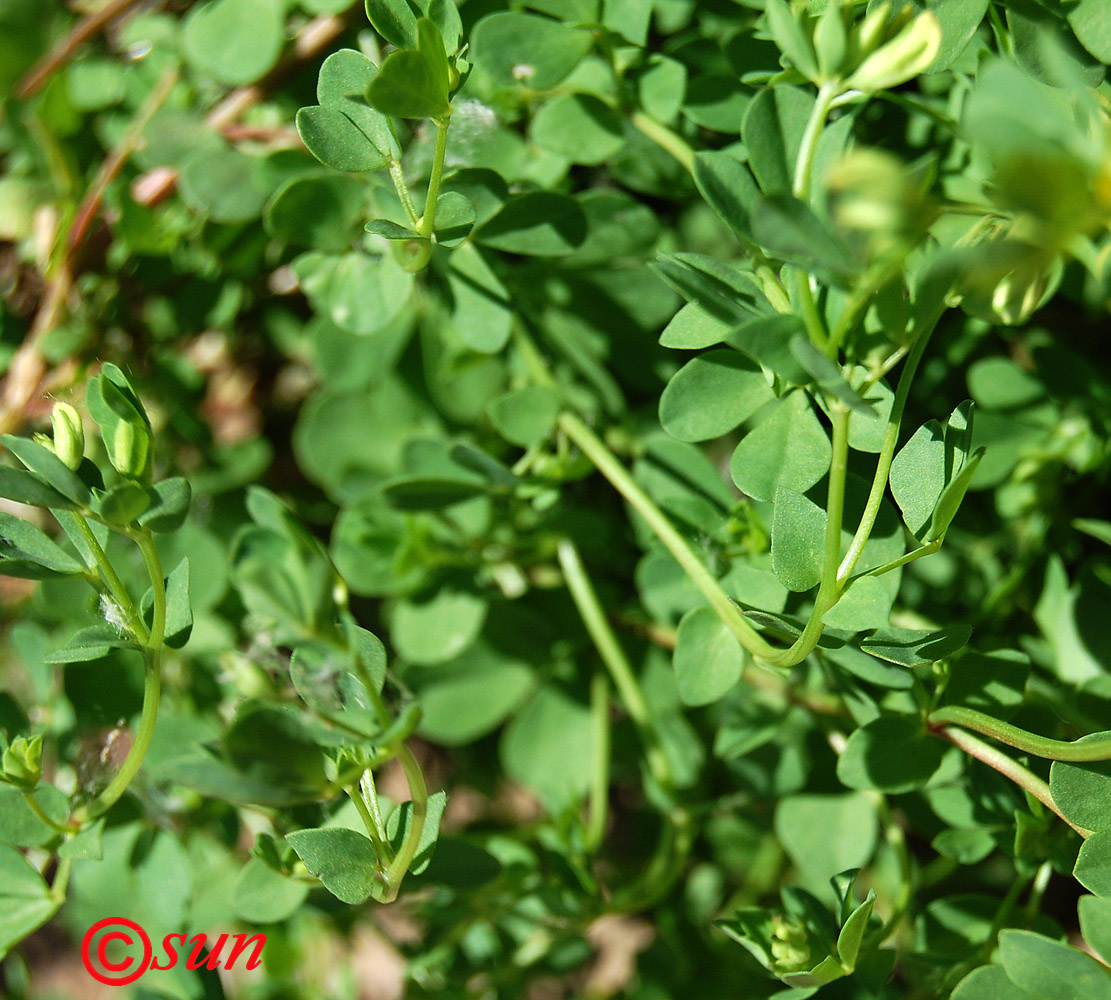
[4,0,1111,996]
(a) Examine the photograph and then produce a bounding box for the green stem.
[794,81,838,201]
[418,115,451,239]
[869,794,914,947]
[76,530,165,822]
[22,790,72,834]
[557,413,780,663]
[51,855,73,903]
[929,706,1111,762]
[586,672,610,853]
[933,725,1089,838]
[837,307,941,584]
[346,780,392,867]
[380,744,429,902]
[857,538,942,580]
[135,530,165,648]
[557,538,673,791]
[74,515,147,643]
[79,655,161,822]
[388,158,420,230]
[628,111,694,174]
[760,405,851,670]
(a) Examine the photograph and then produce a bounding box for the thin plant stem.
[628,111,694,173]
[557,412,780,663]
[389,158,421,230]
[934,726,1090,838]
[586,672,611,853]
[837,307,941,584]
[76,530,165,823]
[557,538,673,790]
[794,81,838,200]
[50,856,73,903]
[74,515,147,642]
[21,790,72,834]
[380,744,429,902]
[346,781,392,866]
[857,538,942,579]
[418,116,451,239]
[929,706,1111,762]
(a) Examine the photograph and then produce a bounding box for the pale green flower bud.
[846,10,941,93]
[109,418,150,479]
[1,734,43,789]
[770,915,812,972]
[826,148,934,258]
[50,402,85,471]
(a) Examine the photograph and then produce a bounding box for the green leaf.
[1050,755,1111,833]
[1068,0,1111,64]
[95,481,150,527]
[692,150,760,246]
[0,784,69,848]
[141,558,193,649]
[673,605,745,706]
[0,467,77,510]
[365,0,462,52]
[297,50,397,172]
[1,435,90,506]
[603,0,651,46]
[385,789,447,875]
[182,0,284,86]
[751,195,856,280]
[232,857,310,923]
[859,625,973,667]
[473,192,587,256]
[1076,831,1111,897]
[41,625,142,664]
[837,716,949,793]
[731,391,831,503]
[178,148,271,224]
[889,419,945,538]
[57,819,104,861]
[488,386,561,447]
[926,447,985,541]
[266,175,366,251]
[0,512,84,579]
[414,642,536,745]
[652,253,770,326]
[789,338,872,414]
[433,191,475,248]
[136,478,192,533]
[529,94,625,165]
[763,0,819,80]
[774,794,878,888]
[997,928,1111,1000]
[368,19,451,120]
[500,687,596,812]
[0,845,57,962]
[771,488,826,593]
[942,649,1029,720]
[659,351,774,442]
[224,702,330,799]
[742,85,813,195]
[726,314,811,385]
[1079,894,1111,963]
[469,12,593,90]
[836,891,876,970]
[446,242,512,352]
[286,828,379,904]
[294,252,413,336]
[391,586,487,666]
[951,965,1018,999]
